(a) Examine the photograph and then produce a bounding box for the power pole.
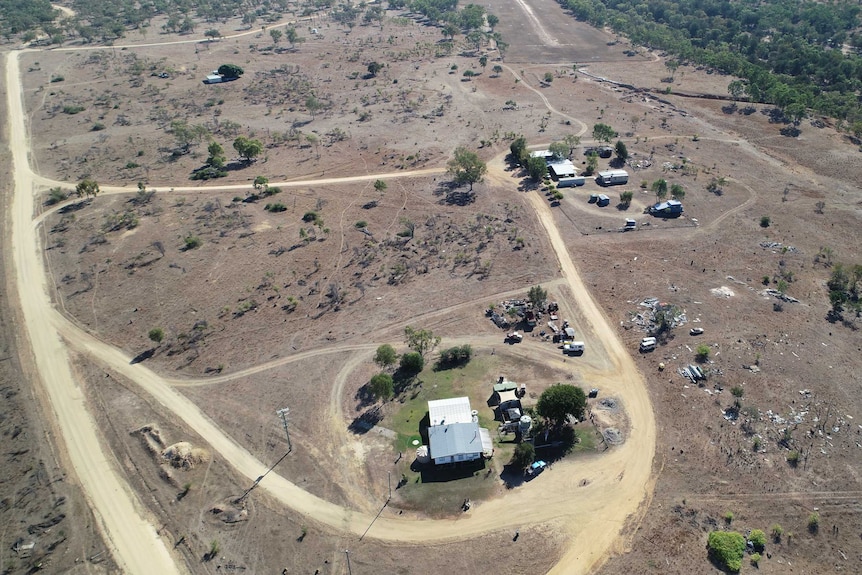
[276,407,292,452]
[344,549,352,575]
[387,471,391,502]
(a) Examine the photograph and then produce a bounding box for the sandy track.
[5,51,183,575]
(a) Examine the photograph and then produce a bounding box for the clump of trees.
[436,344,472,369]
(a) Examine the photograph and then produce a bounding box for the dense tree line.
[558,0,862,122]
[0,0,56,37]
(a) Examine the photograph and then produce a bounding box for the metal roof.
[428,396,473,426]
[428,422,483,459]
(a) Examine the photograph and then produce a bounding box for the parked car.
[526,460,547,477]
[588,388,599,398]
[690,327,704,336]
[506,331,523,343]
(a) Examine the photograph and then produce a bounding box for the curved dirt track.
[6,29,657,573]
[5,51,184,575]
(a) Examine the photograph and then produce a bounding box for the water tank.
[471,409,479,423]
[415,445,430,464]
[519,415,532,434]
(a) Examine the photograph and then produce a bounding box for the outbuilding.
[548,160,577,179]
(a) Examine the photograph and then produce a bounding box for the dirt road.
[5,51,183,575]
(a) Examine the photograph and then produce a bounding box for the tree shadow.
[348,406,383,435]
[130,348,156,364]
[59,200,88,214]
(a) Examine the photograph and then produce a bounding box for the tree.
[374,179,387,193]
[619,190,634,207]
[253,176,269,191]
[536,384,586,427]
[492,64,503,76]
[525,155,547,182]
[205,29,220,40]
[614,140,628,162]
[548,141,568,160]
[207,141,226,168]
[760,215,771,228]
[478,55,488,70]
[233,136,263,162]
[305,95,323,119]
[509,136,527,162]
[437,344,472,369]
[75,178,100,199]
[441,22,459,41]
[285,27,304,48]
[404,326,440,357]
[651,179,668,200]
[592,123,616,144]
[707,531,745,572]
[670,183,685,200]
[369,373,394,400]
[447,147,487,191]
[367,61,383,77]
[487,13,499,29]
[564,134,581,156]
[148,327,165,344]
[527,285,548,310]
[217,64,244,79]
[727,80,746,101]
[696,344,710,362]
[510,442,535,469]
[374,344,398,368]
[399,352,424,374]
[269,28,282,45]
[585,152,598,175]
[665,59,679,80]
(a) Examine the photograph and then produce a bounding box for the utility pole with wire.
[277,407,292,452]
[344,549,352,575]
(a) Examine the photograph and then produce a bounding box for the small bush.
[707,530,745,572]
[125,161,140,169]
[807,512,819,533]
[695,344,710,362]
[302,211,319,223]
[355,220,368,229]
[723,511,734,524]
[63,105,85,114]
[92,122,106,131]
[183,235,202,250]
[786,450,800,466]
[770,524,784,542]
[46,187,68,205]
[265,203,287,212]
[750,552,761,566]
[50,75,64,82]
[760,215,771,228]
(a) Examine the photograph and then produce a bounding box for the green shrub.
[302,211,319,223]
[750,552,761,566]
[760,215,771,228]
[770,524,784,542]
[92,123,106,131]
[723,511,734,524]
[62,105,85,114]
[46,187,68,205]
[749,529,766,551]
[265,203,287,212]
[786,450,800,466]
[183,235,202,250]
[707,531,745,572]
[695,344,710,362]
[50,75,64,82]
[355,220,368,229]
[807,512,819,533]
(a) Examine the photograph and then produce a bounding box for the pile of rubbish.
[630,297,687,332]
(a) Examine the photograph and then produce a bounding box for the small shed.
[597,194,610,206]
[563,326,576,339]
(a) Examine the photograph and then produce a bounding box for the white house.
[426,397,493,464]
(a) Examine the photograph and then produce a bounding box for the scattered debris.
[710,286,735,298]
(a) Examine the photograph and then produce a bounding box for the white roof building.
[428,396,473,426]
[548,159,577,178]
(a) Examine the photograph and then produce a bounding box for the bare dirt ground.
[4,1,862,574]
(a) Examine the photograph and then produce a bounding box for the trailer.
[596,169,629,186]
[557,176,586,188]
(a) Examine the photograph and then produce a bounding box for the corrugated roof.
[428,422,483,460]
[428,396,473,426]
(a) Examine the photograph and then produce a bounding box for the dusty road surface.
[6,50,184,575]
